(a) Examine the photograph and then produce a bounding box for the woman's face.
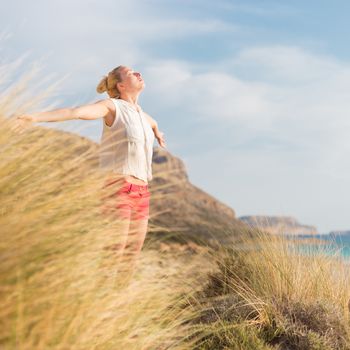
[118,66,145,93]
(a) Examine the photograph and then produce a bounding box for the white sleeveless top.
[99,98,155,183]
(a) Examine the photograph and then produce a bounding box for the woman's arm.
[31,107,76,122]
[144,112,167,149]
[10,99,112,133]
[35,99,111,122]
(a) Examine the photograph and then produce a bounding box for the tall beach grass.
[2,55,350,350]
[185,231,350,349]
[0,57,214,349]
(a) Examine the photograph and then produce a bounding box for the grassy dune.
[0,110,214,348]
[186,232,350,349]
[2,61,350,350]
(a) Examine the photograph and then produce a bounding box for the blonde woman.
[11,65,166,279]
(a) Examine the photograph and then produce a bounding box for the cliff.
[148,147,248,245]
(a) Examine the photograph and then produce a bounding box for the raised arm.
[10,99,113,134]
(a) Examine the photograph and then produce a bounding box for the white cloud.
[145,46,350,172]
[140,47,350,232]
[185,146,350,234]
[0,0,237,106]
[2,0,350,232]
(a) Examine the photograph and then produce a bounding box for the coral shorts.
[100,177,150,221]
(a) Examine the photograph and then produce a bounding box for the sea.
[284,232,350,260]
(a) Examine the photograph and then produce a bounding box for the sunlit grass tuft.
[186,230,350,349]
[0,58,213,350]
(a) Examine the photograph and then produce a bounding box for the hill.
[34,126,251,246]
[239,215,317,235]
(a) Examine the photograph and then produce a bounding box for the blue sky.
[2,0,350,233]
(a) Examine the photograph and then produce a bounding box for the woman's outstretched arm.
[10,99,112,133]
[143,112,167,149]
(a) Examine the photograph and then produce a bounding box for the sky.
[2,0,350,233]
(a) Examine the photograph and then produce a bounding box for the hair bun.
[96,75,108,94]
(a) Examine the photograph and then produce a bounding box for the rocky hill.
[149,147,249,245]
[238,215,318,235]
[34,126,251,246]
[31,126,324,243]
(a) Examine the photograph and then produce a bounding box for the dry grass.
[185,231,350,349]
[3,55,350,350]
[0,133,211,348]
[0,58,216,350]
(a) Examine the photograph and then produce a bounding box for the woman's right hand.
[10,115,36,134]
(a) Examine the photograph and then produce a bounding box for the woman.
[11,65,166,279]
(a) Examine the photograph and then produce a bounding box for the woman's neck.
[119,92,139,106]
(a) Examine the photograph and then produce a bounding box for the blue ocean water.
[284,233,350,260]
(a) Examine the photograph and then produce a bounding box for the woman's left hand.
[155,131,166,148]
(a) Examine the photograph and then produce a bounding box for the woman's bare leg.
[110,218,131,257]
[100,196,132,263]
[126,218,148,254]
[120,218,149,280]
[101,178,150,284]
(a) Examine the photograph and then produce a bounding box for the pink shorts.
[100,178,150,221]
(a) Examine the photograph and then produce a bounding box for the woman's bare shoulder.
[97,98,117,116]
[99,98,116,109]
[100,98,119,125]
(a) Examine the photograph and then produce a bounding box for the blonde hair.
[96,65,125,98]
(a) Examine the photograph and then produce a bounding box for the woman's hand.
[10,115,36,134]
[155,130,166,149]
